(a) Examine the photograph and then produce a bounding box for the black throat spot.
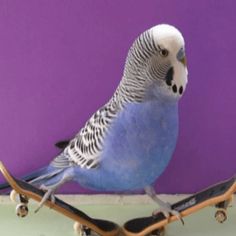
[165,67,174,86]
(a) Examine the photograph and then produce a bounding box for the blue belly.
[74,100,179,192]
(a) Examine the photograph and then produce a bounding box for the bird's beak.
[179,56,187,66]
[177,48,187,67]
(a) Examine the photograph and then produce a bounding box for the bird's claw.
[152,205,184,225]
[34,187,56,213]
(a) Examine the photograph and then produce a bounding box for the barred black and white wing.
[51,100,119,169]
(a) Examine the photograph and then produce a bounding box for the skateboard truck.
[10,190,30,218]
[214,197,233,223]
[74,222,92,236]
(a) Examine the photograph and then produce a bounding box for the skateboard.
[123,176,236,236]
[0,162,120,236]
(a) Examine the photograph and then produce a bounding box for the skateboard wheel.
[16,203,29,218]
[149,227,165,236]
[73,222,91,236]
[73,222,81,233]
[10,190,19,203]
[215,209,227,223]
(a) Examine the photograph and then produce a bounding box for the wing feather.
[51,100,120,169]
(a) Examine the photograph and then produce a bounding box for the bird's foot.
[152,202,184,225]
[144,186,184,224]
[34,186,56,213]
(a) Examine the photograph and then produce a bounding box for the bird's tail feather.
[29,168,64,185]
[0,166,62,193]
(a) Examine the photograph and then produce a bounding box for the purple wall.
[0,0,235,194]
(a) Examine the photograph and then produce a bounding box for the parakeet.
[1,24,188,217]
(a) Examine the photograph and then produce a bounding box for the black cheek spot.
[165,67,174,86]
[166,80,172,86]
[172,84,177,93]
[179,86,183,95]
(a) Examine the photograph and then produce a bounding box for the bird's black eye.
[159,49,169,57]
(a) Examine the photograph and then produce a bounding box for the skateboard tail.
[0,162,120,236]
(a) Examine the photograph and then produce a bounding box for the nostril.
[172,84,177,93]
[179,86,183,95]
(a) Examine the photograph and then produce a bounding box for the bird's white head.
[122,24,188,103]
[151,24,188,99]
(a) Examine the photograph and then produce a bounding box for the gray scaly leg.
[145,186,184,224]
[34,174,72,213]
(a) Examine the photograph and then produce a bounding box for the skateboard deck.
[0,162,120,236]
[123,176,236,236]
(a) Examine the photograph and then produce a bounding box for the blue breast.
[75,99,179,192]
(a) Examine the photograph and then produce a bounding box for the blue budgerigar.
[1,24,188,217]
